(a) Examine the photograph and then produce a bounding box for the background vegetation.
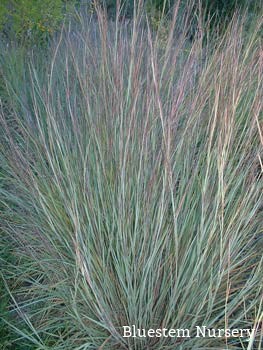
[0,0,76,44]
[0,1,262,45]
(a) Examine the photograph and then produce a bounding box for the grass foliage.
[0,2,263,349]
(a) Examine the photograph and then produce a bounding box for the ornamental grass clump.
[0,1,262,349]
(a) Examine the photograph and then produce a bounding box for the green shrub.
[0,0,76,45]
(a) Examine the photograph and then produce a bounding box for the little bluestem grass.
[0,2,262,349]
